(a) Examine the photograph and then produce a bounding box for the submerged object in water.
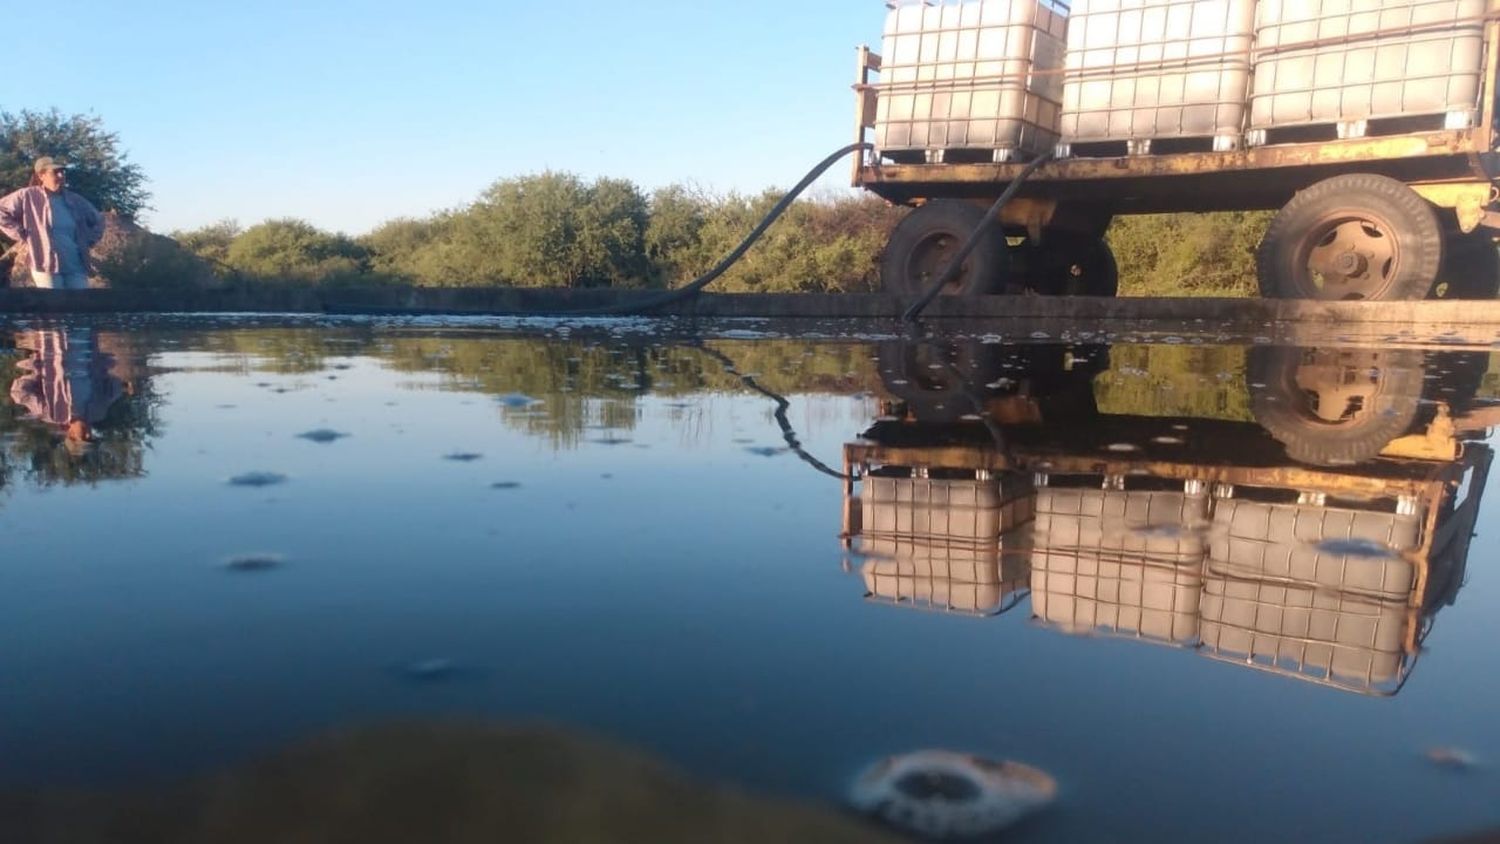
[849,749,1057,839]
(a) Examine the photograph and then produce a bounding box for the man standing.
[0,157,106,289]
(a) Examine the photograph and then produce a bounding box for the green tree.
[645,184,709,285]
[452,172,651,288]
[225,219,370,284]
[172,220,242,267]
[0,109,150,218]
[361,214,473,286]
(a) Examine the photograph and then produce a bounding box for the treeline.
[170,173,907,293]
[170,175,1266,296]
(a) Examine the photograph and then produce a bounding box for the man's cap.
[33,157,66,173]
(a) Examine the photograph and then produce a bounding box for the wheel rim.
[1291,356,1386,427]
[906,231,969,295]
[1298,212,1400,300]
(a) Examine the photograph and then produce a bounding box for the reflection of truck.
[841,340,1492,694]
[854,1,1500,301]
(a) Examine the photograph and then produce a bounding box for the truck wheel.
[881,201,1007,296]
[1433,231,1500,300]
[1248,346,1422,466]
[1256,174,1443,301]
[1029,235,1118,296]
[876,340,1003,422]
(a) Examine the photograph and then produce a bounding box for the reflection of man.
[9,328,125,453]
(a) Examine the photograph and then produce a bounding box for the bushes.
[222,219,374,286]
[1108,212,1271,297]
[349,176,902,292]
[132,168,1274,295]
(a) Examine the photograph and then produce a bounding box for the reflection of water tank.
[1029,486,1209,644]
[857,475,1034,615]
[1199,500,1420,690]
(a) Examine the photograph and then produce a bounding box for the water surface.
[1,316,1497,842]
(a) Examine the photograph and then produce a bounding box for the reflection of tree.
[171,327,883,449]
[1093,345,1252,421]
[375,337,882,449]
[0,329,159,488]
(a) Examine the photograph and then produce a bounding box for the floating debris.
[746,446,788,458]
[444,453,484,463]
[1426,747,1479,771]
[1152,436,1186,446]
[228,471,288,488]
[1311,538,1402,559]
[398,658,462,684]
[1106,443,1141,453]
[591,437,632,446]
[297,429,349,444]
[986,378,1016,390]
[490,482,523,490]
[223,553,285,573]
[849,750,1057,840]
[498,393,543,409]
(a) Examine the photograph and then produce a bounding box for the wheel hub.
[1304,217,1398,299]
[908,233,966,294]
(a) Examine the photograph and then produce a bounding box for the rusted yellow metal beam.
[860,130,1487,188]
[845,442,1456,499]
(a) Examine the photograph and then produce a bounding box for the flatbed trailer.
[851,8,1500,302]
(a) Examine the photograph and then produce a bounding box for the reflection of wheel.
[1433,231,1500,300]
[1025,235,1119,297]
[1257,174,1443,301]
[881,201,1006,296]
[1249,346,1424,466]
[877,341,1002,422]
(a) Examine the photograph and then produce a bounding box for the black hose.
[566,142,873,316]
[901,153,1053,323]
[694,343,852,481]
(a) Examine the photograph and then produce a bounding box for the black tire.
[1256,174,1443,301]
[880,201,1007,296]
[1248,346,1423,466]
[1026,235,1119,296]
[1433,230,1500,300]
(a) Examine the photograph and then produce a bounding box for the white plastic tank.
[1029,487,1209,643]
[1197,500,1420,690]
[856,475,1034,614]
[1248,0,1487,145]
[875,0,1069,163]
[1059,0,1256,155]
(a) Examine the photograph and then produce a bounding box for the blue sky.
[18,1,883,234]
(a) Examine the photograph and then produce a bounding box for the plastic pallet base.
[1246,110,1474,148]
[1056,134,1241,159]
